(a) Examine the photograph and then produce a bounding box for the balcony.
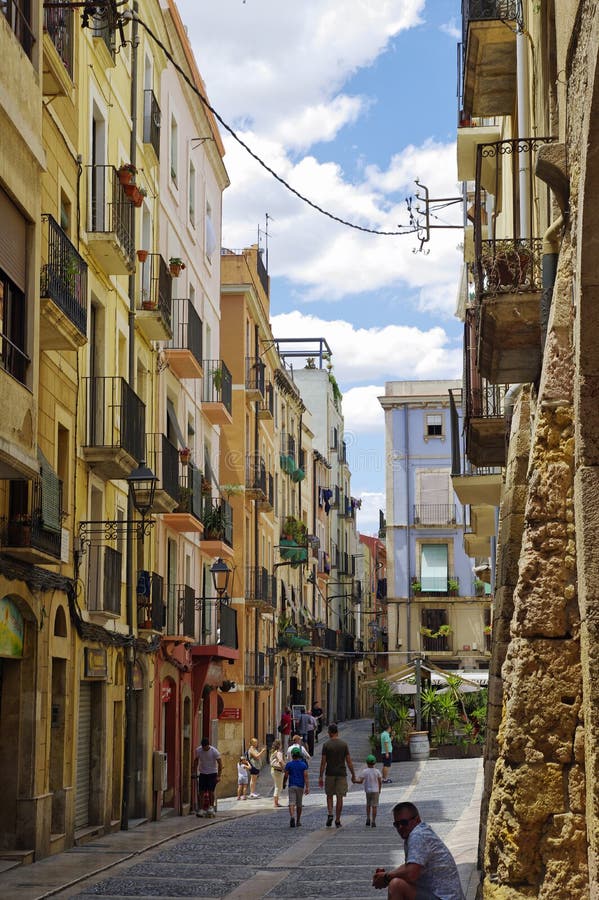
[137,571,166,631]
[3,0,34,58]
[43,6,73,96]
[461,0,517,118]
[246,453,266,499]
[413,504,457,526]
[338,552,355,577]
[421,633,453,654]
[40,214,87,350]
[87,545,122,618]
[86,165,135,274]
[245,566,276,610]
[245,650,273,688]
[412,576,460,597]
[472,138,556,383]
[200,497,234,559]
[144,433,179,513]
[324,628,338,651]
[161,465,204,534]
[143,88,161,160]
[176,583,197,638]
[81,376,145,480]
[136,254,172,342]
[202,359,233,425]
[193,600,238,654]
[258,471,274,512]
[163,299,203,378]
[464,310,506,467]
[317,549,331,576]
[257,381,274,419]
[245,356,265,399]
[0,481,63,565]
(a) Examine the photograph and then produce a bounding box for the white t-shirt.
[286,742,310,761]
[195,745,221,775]
[360,766,382,792]
[405,822,465,900]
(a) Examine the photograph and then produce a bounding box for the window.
[205,201,216,262]
[416,470,453,524]
[189,161,196,227]
[425,413,443,438]
[420,544,448,592]
[0,270,28,384]
[3,0,34,59]
[170,115,178,186]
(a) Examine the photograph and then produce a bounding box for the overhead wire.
[131,12,422,238]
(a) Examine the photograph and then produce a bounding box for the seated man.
[372,801,464,899]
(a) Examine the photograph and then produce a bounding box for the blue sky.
[178,0,463,533]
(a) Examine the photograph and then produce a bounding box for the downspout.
[404,405,411,655]
[540,216,563,352]
[516,27,531,239]
[122,2,139,832]
[253,324,260,739]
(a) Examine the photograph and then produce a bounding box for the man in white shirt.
[193,737,222,817]
[286,733,311,761]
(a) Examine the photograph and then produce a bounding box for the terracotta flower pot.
[118,167,134,185]
[142,299,157,310]
[123,182,138,199]
[137,249,149,263]
[170,263,182,277]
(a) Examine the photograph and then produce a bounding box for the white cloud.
[271,310,462,386]
[355,491,386,535]
[440,18,461,40]
[342,386,385,433]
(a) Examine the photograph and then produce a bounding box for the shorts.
[197,773,218,792]
[288,786,305,807]
[382,753,392,767]
[324,775,348,797]
[366,791,380,807]
[249,766,260,776]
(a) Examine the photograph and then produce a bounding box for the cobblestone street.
[1,721,482,899]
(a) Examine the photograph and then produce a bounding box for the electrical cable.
[132,13,421,238]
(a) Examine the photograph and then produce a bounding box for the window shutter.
[421,545,448,592]
[0,188,26,290]
[37,449,61,533]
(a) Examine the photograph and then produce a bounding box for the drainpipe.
[254,324,260,739]
[122,3,139,832]
[541,216,563,352]
[516,29,531,239]
[404,405,411,655]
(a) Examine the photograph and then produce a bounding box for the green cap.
[366,754,376,764]
[291,747,302,757]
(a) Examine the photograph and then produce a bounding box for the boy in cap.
[283,746,310,828]
[354,754,383,827]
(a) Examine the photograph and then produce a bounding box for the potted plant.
[412,580,422,594]
[141,289,156,310]
[133,186,147,209]
[123,182,139,201]
[137,249,149,263]
[202,503,227,539]
[117,163,137,185]
[169,257,185,277]
[483,624,492,636]
[179,446,192,465]
[211,366,223,393]
[447,577,459,595]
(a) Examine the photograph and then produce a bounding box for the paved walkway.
[0,719,482,899]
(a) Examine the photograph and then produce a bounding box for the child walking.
[354,754,383,827]
[283,746,310,828]
[237,755,251,800]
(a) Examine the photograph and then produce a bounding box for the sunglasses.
[393,815,417,828]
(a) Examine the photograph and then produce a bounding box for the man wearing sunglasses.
[372,802,464,899]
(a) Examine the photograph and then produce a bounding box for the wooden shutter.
[0,188,27,290]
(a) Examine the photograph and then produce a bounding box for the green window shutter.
[38,449,61,534]
[421,544,448,592]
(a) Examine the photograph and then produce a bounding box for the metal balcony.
[245,650,273,688]
[163,299,203,378]
[87,545,122,617]
[3,0,34,59]
[200,497,234,559]
[137,570,165,631]
[136,254,172,341]
[245,566,276,609]
[246,453,266,498]
[463,310,506,467]
[194,599,237,650]
[461,0,518,118]
[40,214,87,349]
[161,465,204,534]
[245,356,265,398]
[258,472,274,512]
[43,6,74,95]
[257,381,274,419]
[202,359,233,424]
[413,504,457,526]
[144,433,179,513]
[86,165,135,274]
[0,480,63,565]
[143,88,161,159]
[81,376,145,480]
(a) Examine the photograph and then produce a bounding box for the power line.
[132,13,420,238]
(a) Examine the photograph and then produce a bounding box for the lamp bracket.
[78,518,154,546]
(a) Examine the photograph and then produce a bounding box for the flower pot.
[118,167,134,185]
[137,249,149,263]
[123,182,138,199]
[179,449,191,465]
[170,263,182,277]
[133,193,145,209]
[142,300,157,310]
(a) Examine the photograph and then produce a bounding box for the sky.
[177,0,464,534]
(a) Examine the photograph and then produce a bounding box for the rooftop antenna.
[413,178,462,253]
[258,212,273,273]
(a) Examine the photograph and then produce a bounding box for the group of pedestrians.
[195,722,466,899]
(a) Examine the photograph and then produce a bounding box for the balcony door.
[420,544,448,593]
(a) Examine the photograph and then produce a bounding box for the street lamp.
[77,460,158,546]
[210,557,231,601]
[127,460,158,519]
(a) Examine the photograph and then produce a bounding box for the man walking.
[193,736,222,817]
[287,733,311,762]
[380,723,393,783]
[283,746,310,828]
[372,801,464,899]
[311,700,324,743]
[318,722,356,828]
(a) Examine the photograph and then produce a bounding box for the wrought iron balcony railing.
[245,566,276,608]
[0,480,63,560]
[144,432,179,502]
[245,356,265,395]
[87,164,135,263]
[245,650,273,686]
[44,5,73,76]
[246,453,266,495]
[82,376,145,461]
[138,253,171,326]
[202,359,232,413]
[201,497,233,547]
[413,504,457,526]
[41,213,87,336]
[143,88,161,158]
[165,299,203,364]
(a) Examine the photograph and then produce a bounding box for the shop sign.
[161,682,173,703]
[84,647,107,678]
[0,597,23,658]
[219,707,241,720]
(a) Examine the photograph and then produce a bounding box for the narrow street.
[1,721,482,900]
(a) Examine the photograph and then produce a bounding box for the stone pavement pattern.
[0,719,482,899]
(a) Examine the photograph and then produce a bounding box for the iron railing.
[41,214,87,337]
[259,381,274,416]
[201,497,233,547]
[165,298,203,365]
[421,634,452,653]
[44,5,73,76]
[143,88,161,158]
[245,356,265,395]
[324,628,338,651]
[87,545,122,614]
[245,650,273,686]
[202,359,232,413]
[245,566,276,608]
[139,253,171,327]
[0,480,63,560]
[413,504,457,525]
[87,165,135,264]
[196,599,237,649]
[461,0,518,50]
[0,309,29,385]
[338,552,355,576]
[317,549,330,575]
[3,0,34,58]
[413,576,460,595]
[174,465,203,519]
[144,432,179,501]
[246,453,266,494]
[464,309,506,421]
[82,376,145,461]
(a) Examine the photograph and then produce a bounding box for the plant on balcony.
[169,257,185,277]
[219,483,245,498]
[137,249,149,263]
[420,624,452,639]
[483,624,492,636]
[412,580,422,594]
[117,163,137,185]
[123,182,139,200]
[141,289,156,310]
[448,577,459,595]
[202,503,227,539]
[133,186,147,209]
[179,447,191,465]
[281,515,307,544]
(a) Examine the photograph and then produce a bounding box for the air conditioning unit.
[153,750,167,792]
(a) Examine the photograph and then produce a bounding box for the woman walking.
[247,737,266,798]
[270,739,286,807]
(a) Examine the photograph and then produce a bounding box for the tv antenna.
[258,212,273,272]
[412,179,463,254]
